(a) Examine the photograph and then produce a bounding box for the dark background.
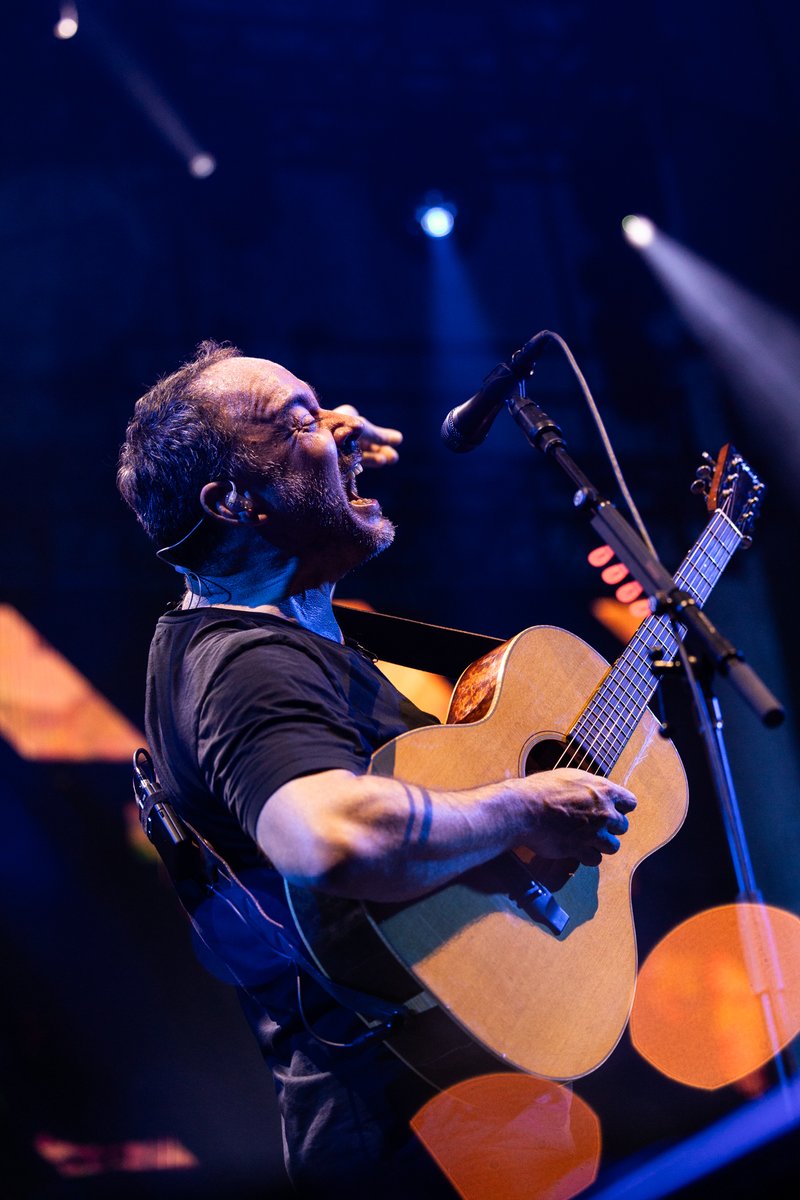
[3,2,800,1197]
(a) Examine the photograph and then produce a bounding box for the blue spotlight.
[622,214,656,247]
[189,153,217,179]
[54,3,79,39]
[419,203,456,239]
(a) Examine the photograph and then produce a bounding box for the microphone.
[440,330,552,452]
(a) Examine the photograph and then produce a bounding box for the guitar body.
[286,625,689,1087]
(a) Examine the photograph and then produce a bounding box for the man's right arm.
[256,767,636,903]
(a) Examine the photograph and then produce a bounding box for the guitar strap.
[332,602,505,679]
[133,750,408,1033]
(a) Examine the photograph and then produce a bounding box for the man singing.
[117,340,636,1197]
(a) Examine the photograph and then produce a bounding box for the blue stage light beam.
[622,216,800,482]
[623,216,800,941]
[586,1072,800,1200]
[75,10,216,178]
[423,209,495,408]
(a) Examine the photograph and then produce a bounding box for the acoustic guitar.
[285,444,765,1088]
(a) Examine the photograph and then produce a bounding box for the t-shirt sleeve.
[196,639,369,842]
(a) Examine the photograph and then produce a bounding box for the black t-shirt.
[144,606,436,861]
[144,606,457,1197]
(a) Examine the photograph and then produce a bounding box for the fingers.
[362,421,403,447]
[588,782,634,859]
[614,790,637,814]
[606,812,629,836]
[333,404,403,468]
[593,789,636,856]
[360,440,400,467]
[581,824,621,864]
[521,768,638,864]
[596,829,621,854]
[593,790,632,856]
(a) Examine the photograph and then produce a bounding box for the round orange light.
[630,903,800,1089]
[411,1073,601,1200]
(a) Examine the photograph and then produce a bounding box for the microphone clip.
[508,329,553,380]
[506,385,566,455]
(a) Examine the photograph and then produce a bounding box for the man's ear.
[199,482,268,525]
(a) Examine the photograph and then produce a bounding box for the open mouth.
[343,461,377,507]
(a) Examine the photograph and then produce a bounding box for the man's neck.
[260,588,343,641]
[180,575,342,642]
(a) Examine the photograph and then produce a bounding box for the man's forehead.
[201,356,316,417]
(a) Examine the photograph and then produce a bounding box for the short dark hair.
[117,339,259,562]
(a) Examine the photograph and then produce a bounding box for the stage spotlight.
[54,3,79,39]
[624,219,800,502]
[418,204,456,239]
[188,153,217,179]
[622,214,656,247]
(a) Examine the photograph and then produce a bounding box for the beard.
[266,467,395,585]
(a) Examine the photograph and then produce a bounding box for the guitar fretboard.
[567,509,743,773]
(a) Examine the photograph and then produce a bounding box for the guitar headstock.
[691,443,765,547]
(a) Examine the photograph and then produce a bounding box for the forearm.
[318,773,534,901]
[257,765,636,902]
[259,769,537,902]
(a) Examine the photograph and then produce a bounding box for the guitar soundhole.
[523,736,602,777]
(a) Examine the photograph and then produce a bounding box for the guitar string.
[568,516,741,772]
[559,515,741,775]
[546,519,735,777]
[593,516,740,735]
[548,510,741,777]
[556,526,713,772]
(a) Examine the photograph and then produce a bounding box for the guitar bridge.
[509,878,570,936]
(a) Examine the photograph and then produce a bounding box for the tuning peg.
[691,461,714,494]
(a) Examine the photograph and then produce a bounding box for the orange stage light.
[600,563,629,586]
[615,580,643,605]
[590,597,646,645]
[587,545,615,568]
[34,1132,197,1177]
[627,597,652,621]
[630,902,800,1089]
[0,604,143,761]
[411,1073,601,1200]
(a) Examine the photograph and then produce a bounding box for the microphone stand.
[506,378,796,1090]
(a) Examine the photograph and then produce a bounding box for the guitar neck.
[570,509,744,772]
